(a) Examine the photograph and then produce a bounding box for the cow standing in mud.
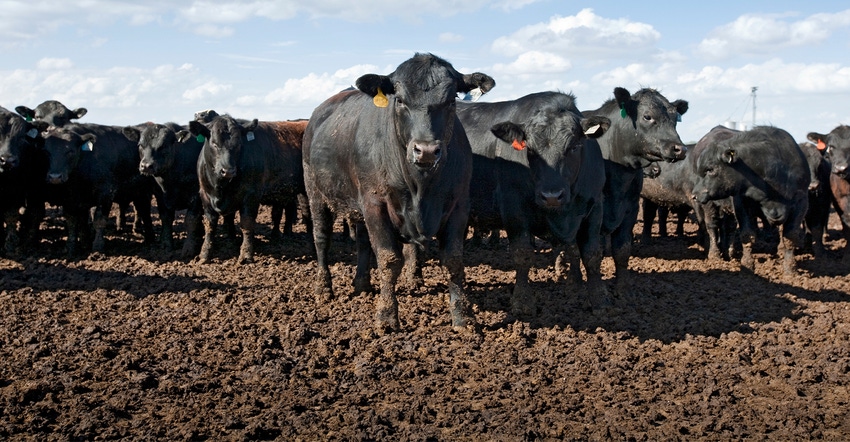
[583,87,688,298]
[808,126,850,263]
[458,92,610,316]
[302,53,494,332]
[0,109,43,255]
[123,123,205,259]
[692,125,809,274]
[189,115,307,264]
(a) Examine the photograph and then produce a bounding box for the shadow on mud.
[469,268,848,344]
[0,260,233,299]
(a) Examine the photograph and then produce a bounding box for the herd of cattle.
[2,53,849,331]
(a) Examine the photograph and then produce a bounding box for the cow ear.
[188,120,211,139]
[176,130,193,144]
[581,116,610,139]
[122,126,140,142]
[672,100,688,116]
[613,87,634,118]
[355,74,395,97]
[460,73,496,95]
[722,149,736,164]
[807,132,826,144]
[243,119,259,133]
[73,108,87,120]
[15,106,35,121]
[81,133,97,144]
[490,121,526,144]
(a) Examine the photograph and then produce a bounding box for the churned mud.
[1,205,849,440]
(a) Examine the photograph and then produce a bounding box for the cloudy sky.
[1,0,849,143]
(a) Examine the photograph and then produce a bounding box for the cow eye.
[643,114,653,122]
[705,167,717,177]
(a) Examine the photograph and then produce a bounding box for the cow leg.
[674,207,689,237]
[508,231,535,318]
[134,196,155,244]
[657,205,669,237]
[438,211,472,329]
[610,225,633,299]
[353,221,373,294]
[180,209,203,260]
[91,203,110,253]
[577,205,609,310]
[780,203,807,275]
[309,203,334,299]
[2,209,20,256]
[700,204,724,261]
[735,199,757,272]
[269,203,283,240]
[283,199,298,236]
[237,205,258,264]
[640,198,657,243]
[198,210,219,264]
[401,242,424,290]
[160,208,175,252]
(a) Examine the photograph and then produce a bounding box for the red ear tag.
[511,139,527,151]
[817,140,827,151]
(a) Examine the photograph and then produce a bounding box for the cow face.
[40,126,96,184]
[189,115,258,180]
[491,113,609,210]
[691,126,742,204]
[15,100,87,127]
[808,126,850,178]
[0,112,38,173]
[614,87,688,163]
[356,53,495,172]
[124,124,192,177]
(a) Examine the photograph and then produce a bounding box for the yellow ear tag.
[373,87,389,108]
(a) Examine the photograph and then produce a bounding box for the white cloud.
[697,10,850,60]
[182,81,233,102]
[263,64,378,105]
[491,8,660,60]
[439,32,464,43]
[36,58,74,70]
[492,51,571,76]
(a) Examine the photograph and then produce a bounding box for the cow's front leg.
[198,210,218,264]
[508,231,535,319]
[237,205,258,264]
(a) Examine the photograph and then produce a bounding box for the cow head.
[189,115,258,181]
[194,109,220,124]
[355,53,495,172]
[490,104,609,210]
[612,87,688,164]
[39,125,96,185]
[124,124,193,177]
[15,100,87,127]
[691,126,742,204]
[808,125,850,179]
[0,111,39,173]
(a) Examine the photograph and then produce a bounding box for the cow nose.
[670,144,686,161]
[220,167,236,179]
[539,189,565,209]
[835,165,848,176]
[47,173,65,184]
[413,141,442,166]
[139,162,153,174]
[0,156,17,169]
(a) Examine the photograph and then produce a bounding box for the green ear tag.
[619,102,627,119]
[196,134,205,143]
[25,116,32,122]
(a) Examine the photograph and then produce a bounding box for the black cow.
[639,146,694,242]
[456,91,610,315]
[0,108,44,254]
[692,125,810,274]
[808,126,850,262]
[122,123,205,258]
[302,53,494,331]
[583,87,688,297]
[797,142,831,258]
[188,115,308,264]
[15,100,87,128]
[35,123,156,256]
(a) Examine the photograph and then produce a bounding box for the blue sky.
[2,0,849,143]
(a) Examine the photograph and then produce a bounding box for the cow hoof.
[238,255,254,265]
[353,276,372,295]
[374,315,400,334]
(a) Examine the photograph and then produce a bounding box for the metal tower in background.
[751,86,758,128]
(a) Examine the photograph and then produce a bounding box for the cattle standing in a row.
[123,123,205,259]
[808,126,850,263]
[35,123,156,257]
[583,87,689,298]
[189,114,308,264]
[692,125,810,274]
[458,91,610,316]
[302,53,495,332]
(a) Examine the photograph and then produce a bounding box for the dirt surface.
[1,205,850,441]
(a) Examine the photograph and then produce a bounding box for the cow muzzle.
[219,167,237,179]
[537,189,566,210]
[0,155,18,171]
[47,173,67,184]
[412,141,442,169]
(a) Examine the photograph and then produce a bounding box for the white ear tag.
[81,140,94,152]
[26,128,38,138]
[584,124,601,136]
[246,131,255,142]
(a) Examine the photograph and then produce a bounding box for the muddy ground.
[1,204,849,441]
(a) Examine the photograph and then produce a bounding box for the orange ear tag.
[373,87,389,108]
[817,140,827,151]
[511,139,527,151]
